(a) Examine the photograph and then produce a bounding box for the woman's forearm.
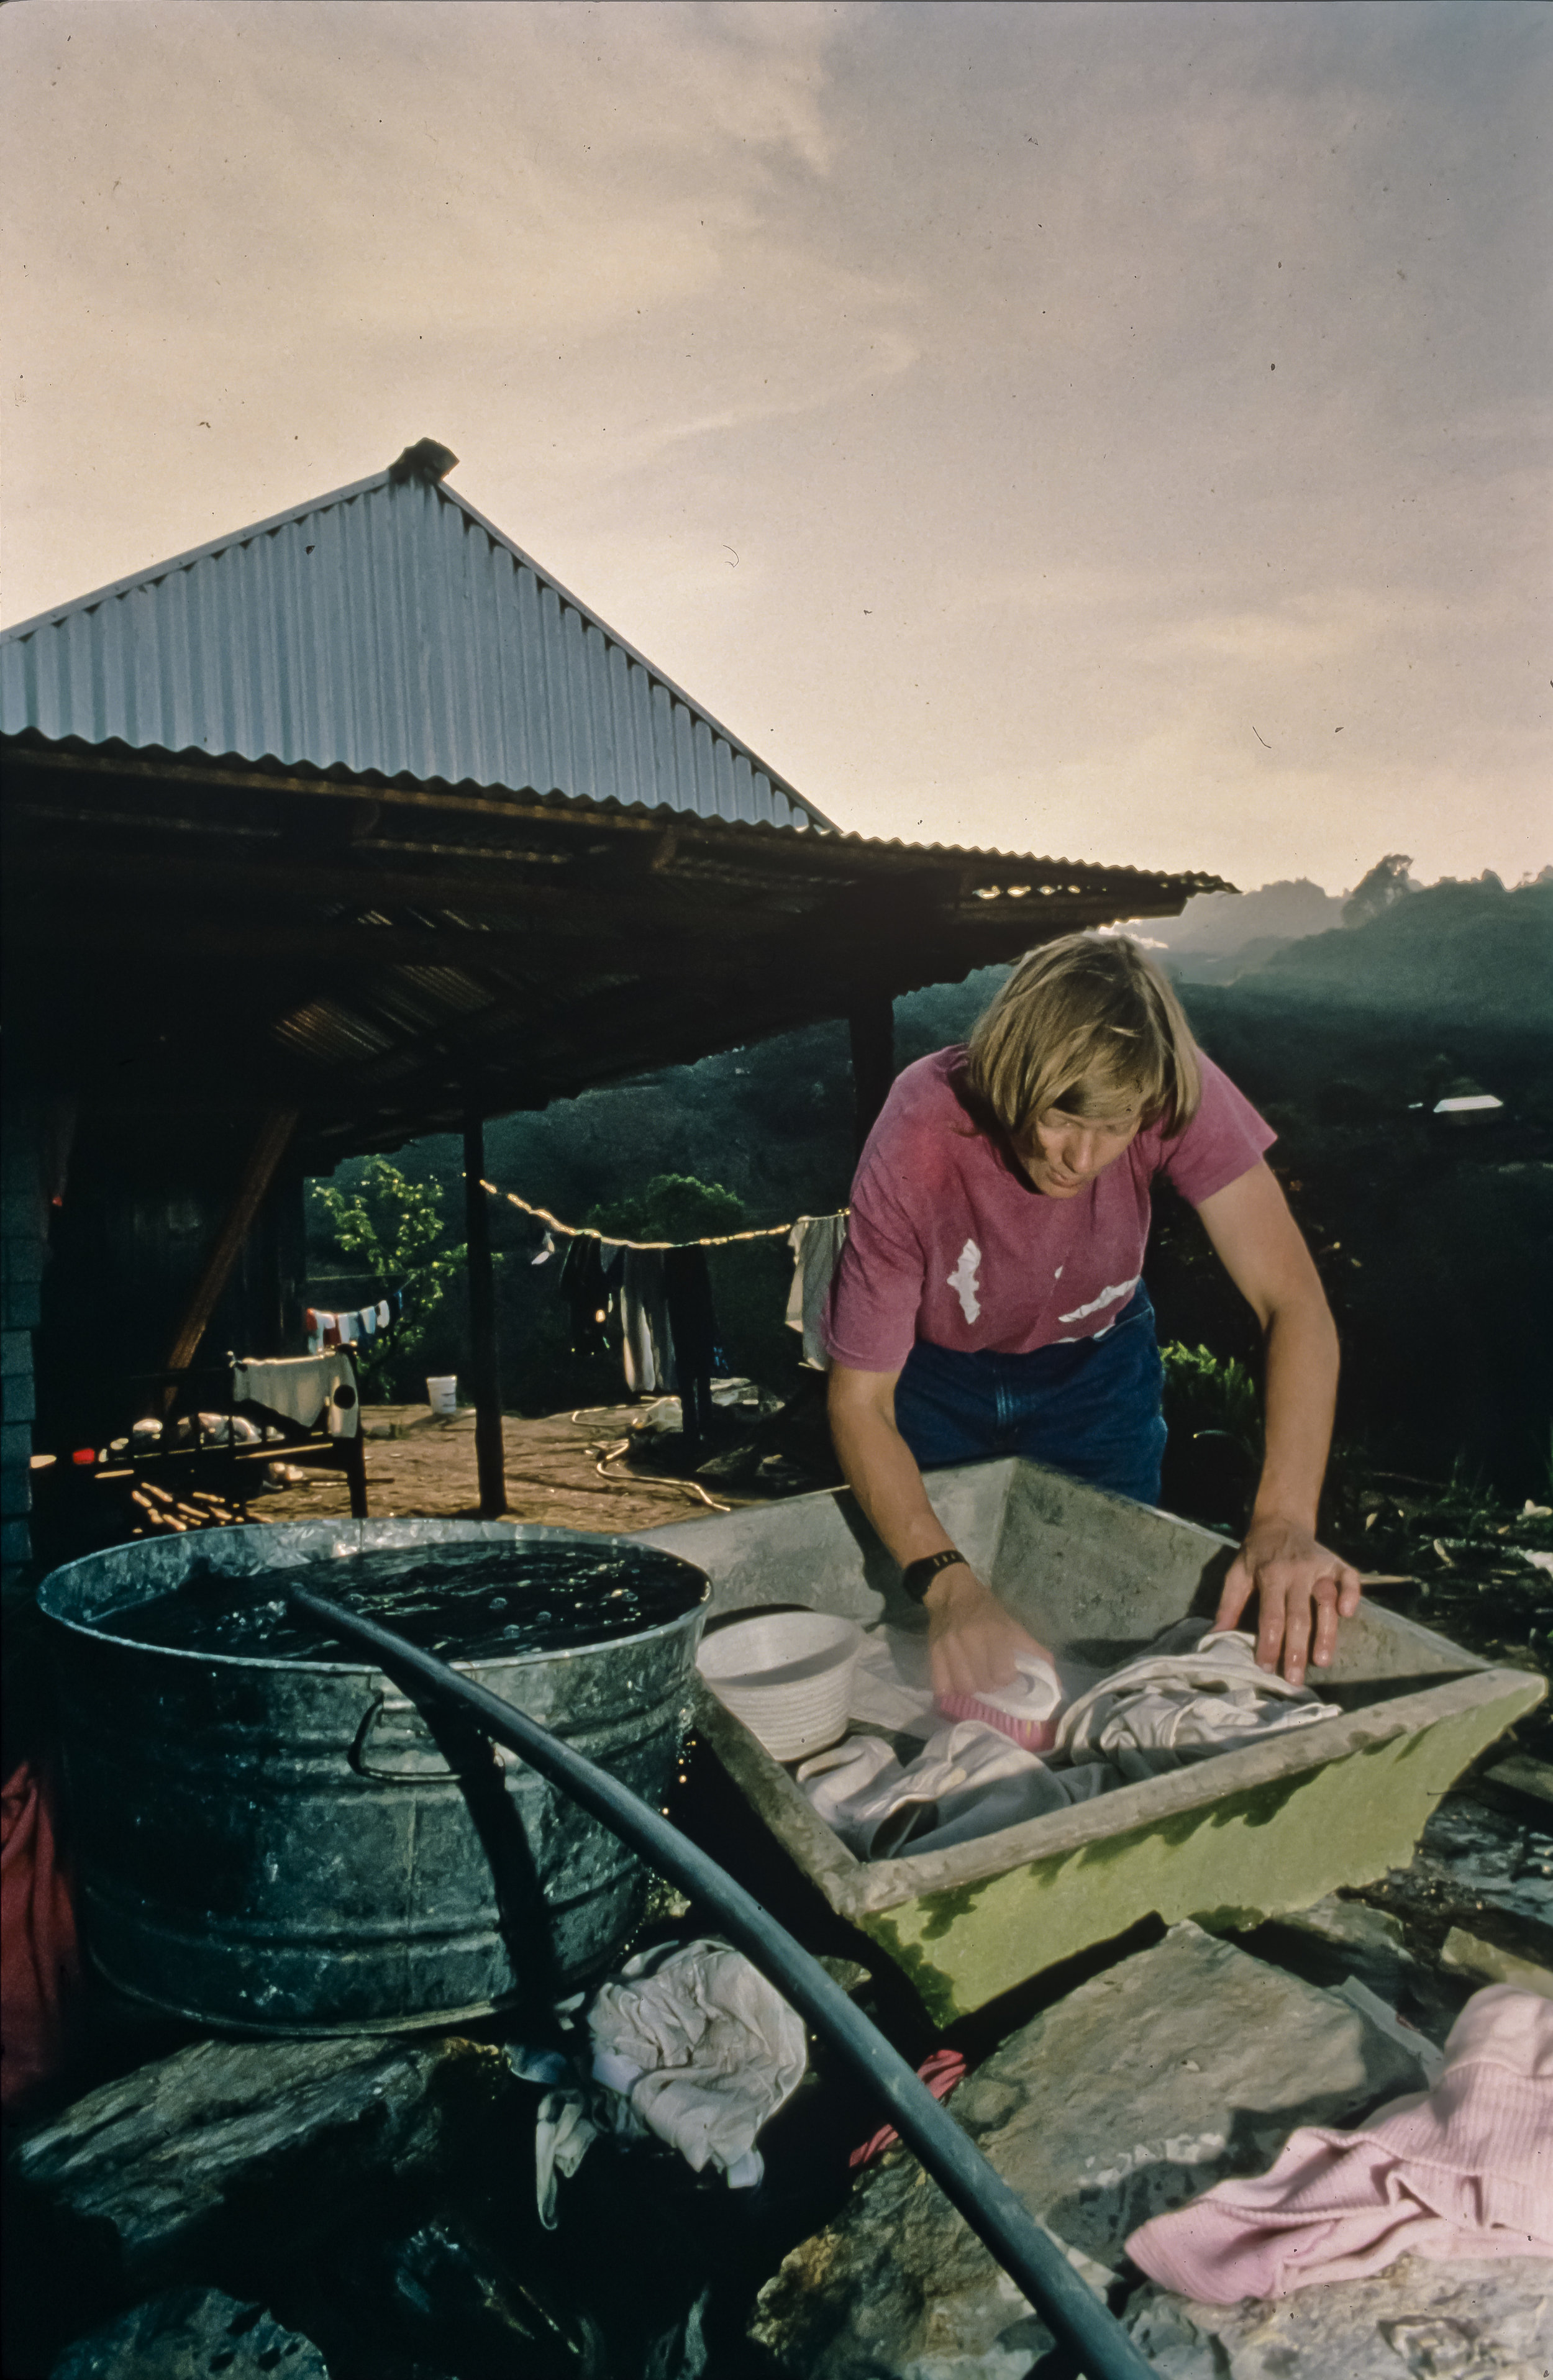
[827,1385,960,1569]
[1250,1291,1340,1532]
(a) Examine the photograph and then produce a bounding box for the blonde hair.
[962,935,1201,1140]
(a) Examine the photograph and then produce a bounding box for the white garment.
[586,1937,806,2186]
[621,1250,675,1396]
[785,1214,849,1369]
[798,1720,1112,1860]
[230,1353,360,1439]
[1055,1618,1340,1780]
[846,1625,940,1739]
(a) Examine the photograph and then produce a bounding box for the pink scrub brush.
[936,1653,1064,1751]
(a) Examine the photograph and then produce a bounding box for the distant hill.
[1121,878,1344,962]
[1233,874,1553,1028]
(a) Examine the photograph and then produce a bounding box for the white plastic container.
[426,1376,459,1417]
[697,1610,863,1763]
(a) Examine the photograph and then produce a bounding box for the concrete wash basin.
[632,1458,1544,2023]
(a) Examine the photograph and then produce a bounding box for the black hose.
[287,1582,1152,2380]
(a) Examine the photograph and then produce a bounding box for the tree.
[1342,854,1416,930]
[309,1160,467,1389]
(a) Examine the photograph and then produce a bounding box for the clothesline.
[480,1179,845,1252]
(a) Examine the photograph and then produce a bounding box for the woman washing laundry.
[824,935,1362,1699]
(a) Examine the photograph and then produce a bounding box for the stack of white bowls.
[696,1610,863,1762]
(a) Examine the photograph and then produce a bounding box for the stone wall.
[1,1101,47,1573]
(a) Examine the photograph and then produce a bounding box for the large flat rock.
[9,2030,508,2286]
[1125,2255,1553,2378]
[49,2288,329,2380]
[751,1922,1426,2378]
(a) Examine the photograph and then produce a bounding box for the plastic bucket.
[426,1376,458,1416]
[697,1609,862,1762]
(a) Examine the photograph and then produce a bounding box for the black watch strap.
[900,1548,967,1604]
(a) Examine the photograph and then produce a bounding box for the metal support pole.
[848,990,895,1155]
[462,1115,506,1519]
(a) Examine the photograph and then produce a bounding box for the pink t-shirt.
[823,1046,1275,1371]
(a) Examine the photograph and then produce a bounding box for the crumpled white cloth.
[798,1720,1114,1860]
[1055,1618,1341,1781]
[587,1937,806,2187]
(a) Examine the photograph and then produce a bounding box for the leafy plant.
[1159,1340,1262,1463]
[309,1160,467,1386]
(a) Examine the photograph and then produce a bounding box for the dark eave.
[2,737,1230,1163]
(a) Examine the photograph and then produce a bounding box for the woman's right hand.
[922,1562,1048,1699]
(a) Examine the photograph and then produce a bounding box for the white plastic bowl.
[696,1610,863,1763]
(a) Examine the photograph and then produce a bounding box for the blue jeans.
[893,1286,1167,1505]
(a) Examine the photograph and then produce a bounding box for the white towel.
[785,1214,849,1369]
[230,1353,360,1439]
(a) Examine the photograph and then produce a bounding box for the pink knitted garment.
[1126,1984,1553,2304]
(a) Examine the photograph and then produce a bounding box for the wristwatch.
[900,1548,968,1604]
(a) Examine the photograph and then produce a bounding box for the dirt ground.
[251,1401,781,1537]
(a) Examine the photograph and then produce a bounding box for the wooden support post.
[849,991,896,1156]
[463,1115,506,1520]
[163,1110,300,1386]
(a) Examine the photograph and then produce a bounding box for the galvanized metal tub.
[39,1518,709,2036]
[633,1460,1543,2025]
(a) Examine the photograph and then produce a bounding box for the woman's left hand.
[1213,1518,1363,1686]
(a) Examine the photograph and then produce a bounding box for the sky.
[3,0,1548,893]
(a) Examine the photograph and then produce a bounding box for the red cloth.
[822,1047,1274,1371]
[850,2046,968,2169]
[1,1758,80,2112]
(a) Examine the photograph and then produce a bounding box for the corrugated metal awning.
[0,441,831,833]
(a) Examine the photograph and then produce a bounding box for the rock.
[1483,1754,1553,1813]
[49,2287,328,2379]
[1124,2253,1553,2377]
[1361,1794,1553,1956]
[750,1922,1423,2378]
[9,2031,509,2289]
[1238,1894,1466,2049]
[1440,1925,1553,1999]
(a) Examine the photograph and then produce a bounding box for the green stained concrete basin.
[634,1459,1543,2022]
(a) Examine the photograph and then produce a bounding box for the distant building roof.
[0,438,832,833]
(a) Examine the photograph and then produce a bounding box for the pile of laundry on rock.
[510,1937,808,2227]
[798,1617,1343,1860]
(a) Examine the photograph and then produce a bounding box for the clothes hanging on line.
[231,1353,360,1439]
[306,1292,401,1356]
[621,1249,675,1396]
[1126,1983,1553,2301]
[786,1214,849,1370]
[664,1245,721,1449]
[557,1235,612,1361]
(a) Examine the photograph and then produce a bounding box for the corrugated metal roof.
[0,448,832,833]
